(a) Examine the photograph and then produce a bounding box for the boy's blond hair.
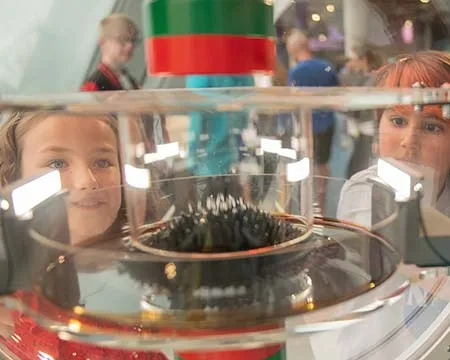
[99,13,139,39]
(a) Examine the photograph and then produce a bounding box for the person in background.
[339,45,381,87]
[340,45,384,178]
[286,30,339,212]
[81,13,169,150]
[81,13,141,91]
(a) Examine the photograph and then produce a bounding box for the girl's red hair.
[375,51,450,88]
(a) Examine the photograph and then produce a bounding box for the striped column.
[144,0,276,75]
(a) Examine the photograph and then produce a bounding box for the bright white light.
[377,159,413,201]
[318,34,327,42]
[124,164,150,189]
[12,170,61,217]
[420,0,430,4]
[144,152,161,164]
[326,4,335,12]
[287,158,310,182]
[278,148,297,160]
[404,20,413,27]
[260,138,298,160]
[144,142,180,164]
[0,199,9,211]
[312,13,321,22]
[260,138,282,154]
[157,142,180,158]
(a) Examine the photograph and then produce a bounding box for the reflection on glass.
[11,169,61,217]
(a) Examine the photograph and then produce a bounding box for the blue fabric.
[186,75,254,177]
[288,58,339,134]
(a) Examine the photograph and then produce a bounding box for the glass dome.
[0,86,437,353]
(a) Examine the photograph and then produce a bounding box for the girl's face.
[20,114,122,244]
[379,105,450,194]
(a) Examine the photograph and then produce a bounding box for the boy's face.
[100,20,139,67]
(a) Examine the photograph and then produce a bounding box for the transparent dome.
[0,87,436,353]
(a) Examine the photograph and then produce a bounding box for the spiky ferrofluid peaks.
[140,194,303,253]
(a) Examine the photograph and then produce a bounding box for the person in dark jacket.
[81,13,169,146]
[81,13,141,91]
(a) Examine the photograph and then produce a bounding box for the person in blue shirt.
[186,75,254,200]
[286,30,339,211]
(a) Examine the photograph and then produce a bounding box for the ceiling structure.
[369,0,440,21]
[275,0,449,51]
[368,0,449,45]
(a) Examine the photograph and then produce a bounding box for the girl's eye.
[390,116,406,127]
[47,159,67,169]
[94,159,112,169]
[423,122,443,134]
